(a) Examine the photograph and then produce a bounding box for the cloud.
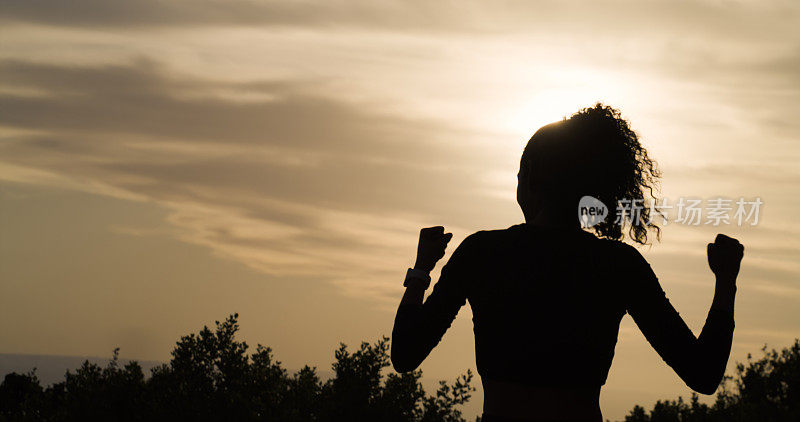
[1,0,799,303]
[0,58,513,302]
[0,59,453,151]
[2,57,798,302]
[2,0,798,42]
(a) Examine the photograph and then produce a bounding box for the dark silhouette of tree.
[625,339,800,422]
[0,371,45,420]
[0,314,474,422]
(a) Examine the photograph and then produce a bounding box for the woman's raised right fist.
[414,226,453,273]
[707,234,744,282]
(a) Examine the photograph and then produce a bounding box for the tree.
[625,339,800,422]
[0,371,44,421]
[0,314,475,422]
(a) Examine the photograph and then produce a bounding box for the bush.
[0,314,475,422]
[625,339,800,422]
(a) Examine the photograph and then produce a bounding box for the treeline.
[625,339,800,422]
[0,314,475,422]
[3,314,797,422]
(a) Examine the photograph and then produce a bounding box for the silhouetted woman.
[391,104,743,422]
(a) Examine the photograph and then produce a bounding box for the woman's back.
[392,224,737,421]
[465,224,626,388]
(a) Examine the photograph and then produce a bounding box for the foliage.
[624,339,800,422]
[0,314,475,422]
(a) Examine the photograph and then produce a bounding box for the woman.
[391,104,743,421]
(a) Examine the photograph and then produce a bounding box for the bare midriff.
[482,378,602,421]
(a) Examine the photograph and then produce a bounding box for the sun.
[499,66,638,144]
[506,89,611,138]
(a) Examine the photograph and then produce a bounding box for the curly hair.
[520,103,662,244]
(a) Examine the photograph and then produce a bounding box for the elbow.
[679,352,728,395]
[691,382,719,396]
[686,375,722,395]
[390,351,420,373]
[390,342,421,373]
[391,359,417,373]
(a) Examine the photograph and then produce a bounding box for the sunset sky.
[1,1,799,419]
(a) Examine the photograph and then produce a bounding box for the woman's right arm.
[622,234,743,395]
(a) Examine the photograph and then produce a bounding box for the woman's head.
[517,103,661,244]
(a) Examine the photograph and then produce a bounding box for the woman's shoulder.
[461,224,649,256]
[463,224,527,243]
[465,224,614,246]
[450,225,521,255]
[593,236,652,269]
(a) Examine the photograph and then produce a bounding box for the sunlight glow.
[500,67,635,139]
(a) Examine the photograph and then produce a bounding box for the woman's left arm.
[391,227,476,372]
